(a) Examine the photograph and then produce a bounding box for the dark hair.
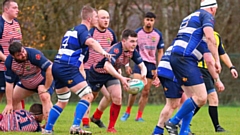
[145,12,156,18]
[121,29,137,40]
[3,0,16,9]
[29,103,43,115]
[8,41,22,55]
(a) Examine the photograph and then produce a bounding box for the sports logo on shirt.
[114,48,119,54]
[26,65,30,71]
[152,36,156,42]
[107,38,111,44]
[35,54,41,60]
[182,77,188,82]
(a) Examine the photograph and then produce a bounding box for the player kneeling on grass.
[88,29,147,133]
[0,103,44,132]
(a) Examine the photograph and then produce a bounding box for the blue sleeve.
[0,16,4,39]
[108,28,118,45]
[77,26,91,47]
[4,56,17,83]
[131,49,143,65]
[27,48,51,71]
[155,28,165,49]
[135,27,142,33]
[200,11,215,29]
[105,45,121,65]
[83,48,89,63]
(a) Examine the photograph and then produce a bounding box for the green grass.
[0,103,240,135]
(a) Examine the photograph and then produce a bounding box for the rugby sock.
[209,106,219,129]
[82,118,89,125]
[45,105,63,131]
[153,125,164,134]
[126,106,132,114]
[179,111,194,135]
[93,108,103,120]
[136,111,143,119]
[108,103,121,128]
[193,106,200,116]
[73,100,89,126]
[170,98,197,125]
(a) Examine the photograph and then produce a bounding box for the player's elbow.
[204,53,215,67]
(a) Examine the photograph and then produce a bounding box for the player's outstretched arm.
[137,62,147,85]
[0,51,6,61]
[85,38,112,59]
[220,54,238,78]
[44,65,53,90]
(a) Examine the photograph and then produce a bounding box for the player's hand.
[215,80,225,92]
[120,77,131,91]
[152,70,157,79]
[125,66,132,76]
[118,69,122,75]
[102,51,113,60]
[215,61,222,74]
[152,77,160,88]
[230,69,238,79]
[2,104,13,114]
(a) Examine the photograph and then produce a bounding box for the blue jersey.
[93,42,143,74]
[157,46,177,82]
[171,9,215,60]
[54,24,91,67]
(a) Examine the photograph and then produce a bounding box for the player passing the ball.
[87,29,147,133]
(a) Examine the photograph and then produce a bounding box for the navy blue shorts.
[52,63,85,89]
[17,80,55,95]
[159,76,183,98]
[88,68,118,92]
[133,61,156,79]
[200,68,215,94]
[0,71,5,93]
[85,69,90,82]
[170,53,204,86]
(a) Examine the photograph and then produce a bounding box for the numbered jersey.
[54,24,91,67]
[171,9,215,60]
[0,110,41,132]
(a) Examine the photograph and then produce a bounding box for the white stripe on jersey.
[58,48,75,55]
[178,27,197,34]
[192,49,203,60]
[173,40,188,48]
[64,30,78,38]
[158,61,172,70]
[173,40,203,60]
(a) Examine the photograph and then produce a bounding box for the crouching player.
[0,103,44,132]
[88,29,147,133]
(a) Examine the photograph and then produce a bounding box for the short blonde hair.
[80,5,97,20]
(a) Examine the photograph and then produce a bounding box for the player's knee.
[75,86,93,101]
[141,89,150,98]
[111,95,122,105]
[57,90,71,103]
[171,102,180,109]
[39,93,51,103]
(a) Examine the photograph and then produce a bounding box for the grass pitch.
[0,103,239,135]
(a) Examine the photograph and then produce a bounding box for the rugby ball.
[127,79,144,94]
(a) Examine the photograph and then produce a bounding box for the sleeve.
[89,28,95,36]
[131,49,143,65]
[77,27,91,46]
[215,33,225,55]
[155,29,165,49]
[104,45,121,65]
[83,48,89,63]
[4,56,17,83]
[0,17,4,39]
[109,28,118,45]
[28,49,51,71]
[200,11,215,29]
